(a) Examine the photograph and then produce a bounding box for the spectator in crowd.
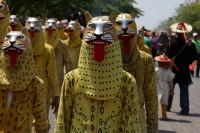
[154,54,175,120]
[158,30,169,55]
[144,31,152,51]
[192,32,200,77]
[166,22,198,115]
[150,31,159,58]
[61,19,69,32]
[168,32,176,46]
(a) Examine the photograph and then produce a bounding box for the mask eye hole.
[0,4,4,10]
[137,30,143,35]
[104,23,113,30]
[6,35,10,39]
[128,20,133,24]
[88,23,96,30]
[17,36,25,40]
[35,21,39,24]
[116,21,121,25]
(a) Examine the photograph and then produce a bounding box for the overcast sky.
[133,0,185,30]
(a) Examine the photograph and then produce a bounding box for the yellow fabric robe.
[65,28,82,70]
[58,27,68,41]
[115,13,158,133]
[55,41,141,133]
[43,29,73,89]
[120,37,158,133]
[0,13,10,54]
[0,50,48,133]
[137,36,151,55]
[28,30,60,98]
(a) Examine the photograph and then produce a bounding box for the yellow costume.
[115,13,158,133]
[65,20,82,69]
[0,0,10,51]
[43,18,72,89]
[9,15,23,31]
[55,12,141,133]
[57,21,68,41]
[26,17,60,116]
[0,29,48,133]
[137,26,151,54]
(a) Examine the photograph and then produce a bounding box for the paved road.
[44,76,200,133]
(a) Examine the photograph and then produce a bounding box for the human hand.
[170,89,174,96]
[51,96,59,113]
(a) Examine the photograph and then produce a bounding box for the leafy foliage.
[89,0,143,17]
[7,0,143,26]
[155,2,200,34]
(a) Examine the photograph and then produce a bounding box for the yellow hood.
[28,30,45,56]
[43,29,59,48]
[0,50,37,91]
[119,36,139,65]
[66,28,82,47]
[77,41,122,100]
[58,27,68,40]
[0,13,10,46]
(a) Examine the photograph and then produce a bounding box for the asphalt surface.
[35,76,200,133]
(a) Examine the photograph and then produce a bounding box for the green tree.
[7,0,96,19]
[89,0,143,17]
[155,2,200,34]
[7,0,143,22]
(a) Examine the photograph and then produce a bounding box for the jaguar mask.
[2,28,31,67]
[83,12,118,62]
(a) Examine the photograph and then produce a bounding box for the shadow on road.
[158,130,177,133]
[170,111,200,117]
[159,118,191,123]
[187,113,200,117]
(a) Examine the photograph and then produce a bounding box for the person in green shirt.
[192,32,200,77]
[144,31,152,51]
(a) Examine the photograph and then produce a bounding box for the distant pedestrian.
[144,31,152,51]
[155,54,175,120]
[166,22,198,115]
[158,30,169,55]
[150,31,158,58]
[192,32,200,77]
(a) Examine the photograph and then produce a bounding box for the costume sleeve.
[46,44,60,97]
[123,77,141,132]
[143,57,158,133]
[55,73,73,133]
[33,77,49,133]
[62,40,73,73]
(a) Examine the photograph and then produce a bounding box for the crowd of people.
[0,1,199,133]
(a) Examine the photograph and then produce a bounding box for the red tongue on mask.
[29,31,36,38]
[118,35,133,53]
[46,29,55,36]
[5,51,23,67]
[10,25,16,31]
[68,31,71,36]
[48,30,53,35]
[93,45,105,62]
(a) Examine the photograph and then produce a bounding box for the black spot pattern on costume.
[56,70,140,132]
